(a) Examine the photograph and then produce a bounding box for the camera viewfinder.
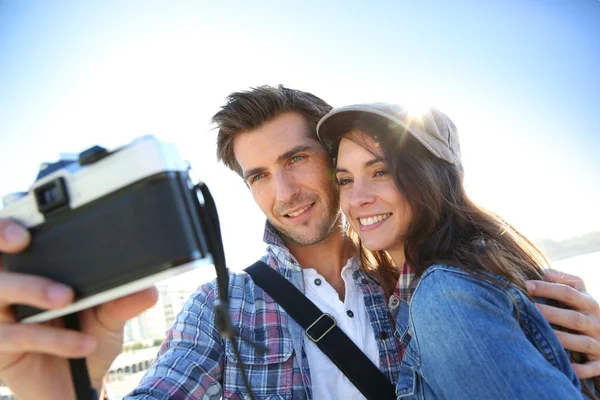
[34,177,70,214]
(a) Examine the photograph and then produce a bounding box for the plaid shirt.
[389,262,415,363]
[392,262,415,303]
[126,223,406,399]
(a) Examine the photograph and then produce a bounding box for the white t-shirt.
[302,258,379,399]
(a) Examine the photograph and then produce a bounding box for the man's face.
[233,112,340,246]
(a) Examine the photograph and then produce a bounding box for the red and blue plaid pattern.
[126,222,405,399]
[393,262,415,303]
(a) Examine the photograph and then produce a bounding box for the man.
[0,85,599,399]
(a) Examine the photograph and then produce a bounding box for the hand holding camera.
[0,218,159,400]
[0,135,218,399]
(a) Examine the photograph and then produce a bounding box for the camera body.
[0,135,214,323]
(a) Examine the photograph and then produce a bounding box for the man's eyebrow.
[242,145,313,181]
[243,167,266,181]
[336,156,385,174]
[277,145,312,164]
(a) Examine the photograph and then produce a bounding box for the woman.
[316,103,594,399]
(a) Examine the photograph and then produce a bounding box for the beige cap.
[316,102,462,169]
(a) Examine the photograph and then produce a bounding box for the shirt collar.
[263,220,302,272]
[263,220,286,247]
[261,221,364,275]
[392,262,415,303]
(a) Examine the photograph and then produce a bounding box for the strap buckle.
[306,313,337,343]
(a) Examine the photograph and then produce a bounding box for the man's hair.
[211,85,333,176]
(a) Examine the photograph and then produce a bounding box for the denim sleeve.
[409,269,584,400]
[125,281,224,400]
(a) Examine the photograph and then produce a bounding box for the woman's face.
[335,131,412,255]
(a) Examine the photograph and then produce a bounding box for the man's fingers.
[527,280,598,312]
[0,272,74,312]
[92,287,159,332]
[0,219,30,254]
[571,359,600,380]
[554,330,600,359]
[536,303,600,334]
[542,269,587,292]
[0,324,96,358]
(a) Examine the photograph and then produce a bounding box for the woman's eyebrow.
[336,156,384,174]
[364,157,385,168]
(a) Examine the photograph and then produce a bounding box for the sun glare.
[401,96,436,118]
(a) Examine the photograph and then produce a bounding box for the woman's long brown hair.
[337,118,597,397]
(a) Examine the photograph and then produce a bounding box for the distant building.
[112,285,196,386]
[123,292,167,345]
[122,285,194,345]
[159,285,194,329]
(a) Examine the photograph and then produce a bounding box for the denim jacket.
[394,264,584,400]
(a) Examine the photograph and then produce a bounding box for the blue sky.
[1,1,599,280]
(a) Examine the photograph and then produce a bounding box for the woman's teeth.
[359,213,391,226]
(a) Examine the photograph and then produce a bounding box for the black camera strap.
[193,182,258,400]
[63,181,255,400]
[245,261,396,400]
[64,313,98,400]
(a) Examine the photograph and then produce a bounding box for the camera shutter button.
[78,145,109,165]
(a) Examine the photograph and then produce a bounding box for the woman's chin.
[360,238,390,253]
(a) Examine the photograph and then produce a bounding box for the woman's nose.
[349,179,376,209]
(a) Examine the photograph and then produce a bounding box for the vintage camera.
[0,135,216,323]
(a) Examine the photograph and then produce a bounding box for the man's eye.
[250,174,265,184]
[290,155,305,163]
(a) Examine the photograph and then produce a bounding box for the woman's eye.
[374,169,389,177]
[337,177,352,186]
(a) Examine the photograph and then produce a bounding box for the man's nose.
[274,170,299,202]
